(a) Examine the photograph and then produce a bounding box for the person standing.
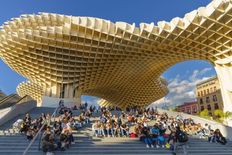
[173,126,188,155]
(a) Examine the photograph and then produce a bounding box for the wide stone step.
[25,153,172,155]
[189,153,232,155]
[61,145,231,148]
[0,142,39,145]
[0,137,37,140]
[0,140,40,143]
[0,149,231,155]
[39,149,171,153]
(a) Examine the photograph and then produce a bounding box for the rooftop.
[196,76,217,86]
[177,101,197,108]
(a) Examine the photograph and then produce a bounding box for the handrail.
[0,95,12,103]
[22,103,61,155]
[15,95,31,105]
[0,94,21,109]
[0,94,29,109]
[0,94,17,104]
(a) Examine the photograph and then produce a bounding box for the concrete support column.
[215,64,232,112]
[37,99,43,107]
[74,89,82,106]
[51,84,57,97]
[68,84,74,98]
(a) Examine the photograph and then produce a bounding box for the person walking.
[173,126,188,155]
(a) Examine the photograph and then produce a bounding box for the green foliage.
[200,109,209,117]
[170,107,177,112]
[223,111,232,119]
[198,110,232,124]
[214,109,224,118]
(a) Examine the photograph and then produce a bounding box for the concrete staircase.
[0,109,232,154]
[1,133,232,155]
[0,107,56,155]
[0,134,40,155]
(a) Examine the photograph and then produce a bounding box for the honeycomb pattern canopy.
[1,0,232,108]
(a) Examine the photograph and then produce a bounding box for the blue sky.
[0,0,216,106]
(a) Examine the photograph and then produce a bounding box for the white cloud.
[189,68,211,81]
[150,67,213,108]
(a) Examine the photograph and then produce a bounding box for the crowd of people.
[15,103,228,155]
[17,102,92,155]
[19,112,50,141]
[92,106,228,154]
[92,107,129,137]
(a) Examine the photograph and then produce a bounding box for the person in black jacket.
[213,129,227,145]
[59,130,69,151]
[41,127,56,153]
[140,126,154,148]
[173,126,188,155]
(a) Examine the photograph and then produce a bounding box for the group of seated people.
[19,113,49,141]
[18,103,228,154]
[137,108,227,149]
[92,112,130,137]
[208,128,227,145]
[18,103,93,155]
[92,106,228,151]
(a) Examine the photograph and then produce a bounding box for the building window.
[201,106,204,111]
[206,97,210,103]
[213,95,217,102]
[214,86,217,92]
[186,108,191,114]
[199,98,203,104]
[207,89,209,94]
[182,108,185,112]
[207,104,211,111]
[192,106,197,113]
[198,92,200,97]
[201,91,203,96]
[214,103,219,109]
[204,90,206,95]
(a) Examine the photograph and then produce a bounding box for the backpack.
[100,117,106,123]
[130,133,137,138]
[177,131,188,142]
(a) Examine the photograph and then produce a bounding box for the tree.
[223,111,232,126]
[170,107,177,112]
[200,109,209,117]
[214,109,224,119]
[223,111,232,119]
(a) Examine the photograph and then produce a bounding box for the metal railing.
[0,94,18,105]
[14,95,32,105]
[0,94,28,110]
[22,103,61,155]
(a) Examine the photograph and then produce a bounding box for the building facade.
[196,76,224,115]
[177,101,198,115]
